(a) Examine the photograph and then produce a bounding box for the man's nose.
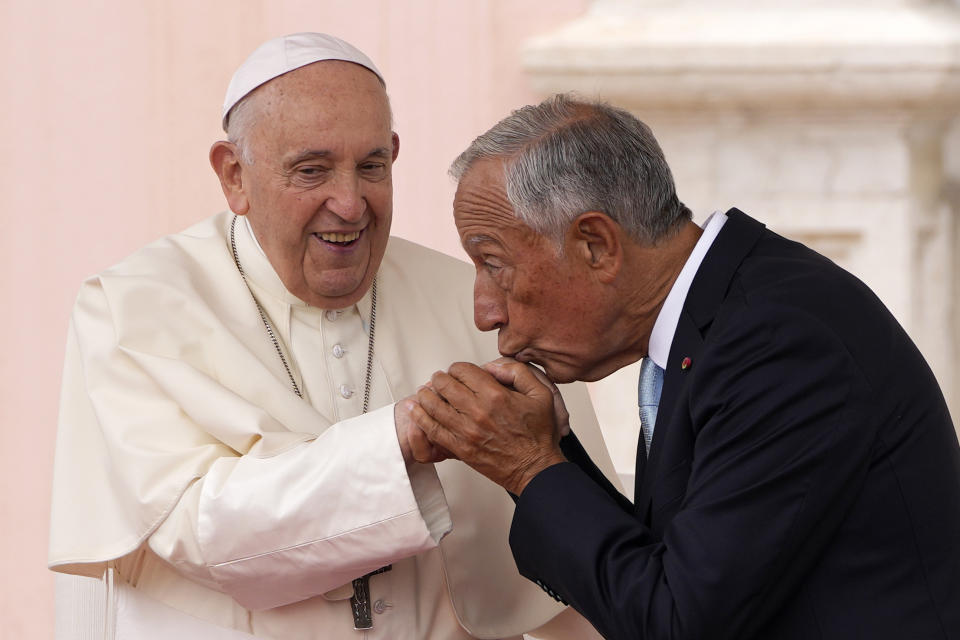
[473,279,507,332]
[326,171,366,222]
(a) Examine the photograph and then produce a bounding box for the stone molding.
[523,5,960,111]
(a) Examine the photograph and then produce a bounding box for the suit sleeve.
[559,432,634,514]
[510,300,878,640]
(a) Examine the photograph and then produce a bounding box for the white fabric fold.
[197,405,451,609]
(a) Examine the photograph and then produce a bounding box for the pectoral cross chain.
[350,564,392,630]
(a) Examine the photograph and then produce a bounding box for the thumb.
[482,359,520,387]
[490,361,570,438]
[502,362,553,402]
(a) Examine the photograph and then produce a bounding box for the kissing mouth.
[314,229,363,247]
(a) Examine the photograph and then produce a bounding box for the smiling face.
[224,61,397,308]
[453,158,629,383]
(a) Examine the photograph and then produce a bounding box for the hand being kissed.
[406,357,570,495]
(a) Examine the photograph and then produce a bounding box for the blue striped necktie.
[638,357,665,455]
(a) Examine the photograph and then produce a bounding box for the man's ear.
[566,212,623,283]
[391,132,400,162]
[209,141,250,215]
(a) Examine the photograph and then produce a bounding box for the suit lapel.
[633,209,767,522]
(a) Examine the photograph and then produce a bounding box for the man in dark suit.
[409,94,960,639]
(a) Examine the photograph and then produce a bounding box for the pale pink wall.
[0,1,590,637]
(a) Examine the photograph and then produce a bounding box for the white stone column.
[522,0,960,485]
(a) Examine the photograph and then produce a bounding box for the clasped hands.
[394,358,570,495]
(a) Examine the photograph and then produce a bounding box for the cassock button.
[332,344,345,358]
[681,356,692,370]
[339,384,354,399]
[325,309,341,321]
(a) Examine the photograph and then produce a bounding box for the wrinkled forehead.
[454,162,553,255]
[454,161,518,225]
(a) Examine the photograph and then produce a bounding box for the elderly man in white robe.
[48,33,615,640]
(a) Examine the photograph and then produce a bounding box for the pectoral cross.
[350,564,392,630]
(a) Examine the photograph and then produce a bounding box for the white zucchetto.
[221,32,384,129]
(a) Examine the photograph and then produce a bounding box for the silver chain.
[229,215,376,411]
[362,277,376,414]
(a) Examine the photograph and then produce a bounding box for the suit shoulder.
[737,231,886,315]
[721,229,920,392]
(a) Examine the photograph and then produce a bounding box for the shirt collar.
[646,211,728,370]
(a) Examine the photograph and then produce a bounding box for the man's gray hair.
[449,94,692,245]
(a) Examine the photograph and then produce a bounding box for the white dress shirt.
[646,211,728,371]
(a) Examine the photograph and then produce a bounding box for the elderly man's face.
[453,159,619,383]
[237,61,397,308]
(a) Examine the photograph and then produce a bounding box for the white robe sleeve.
[53,277,452,611]
[148,404,452,610]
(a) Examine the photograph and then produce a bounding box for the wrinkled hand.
[395,397,454,465]
[411,360,567,495]
[483,357,570,438]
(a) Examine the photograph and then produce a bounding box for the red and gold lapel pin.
[681,357,692,370]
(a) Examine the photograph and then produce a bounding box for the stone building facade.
[521,0,960,485]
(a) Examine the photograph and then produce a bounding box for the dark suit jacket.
[510,209,960,639]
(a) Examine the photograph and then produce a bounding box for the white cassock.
[49,212,617,640]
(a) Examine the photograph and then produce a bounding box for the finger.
[483,358,530,387]
[410,395,462,457]
[554,401,571,437]
[483,360,568,437]
[483,360,553,403]
[408,420,438,463]
[488,356,516,366]
[521,362,558,396]
[446,362,506,396]
[481,359,520,386]
[521,369,569,435]
[416,385,470,438]
[429,368,482,412]
[433,443,457,461]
